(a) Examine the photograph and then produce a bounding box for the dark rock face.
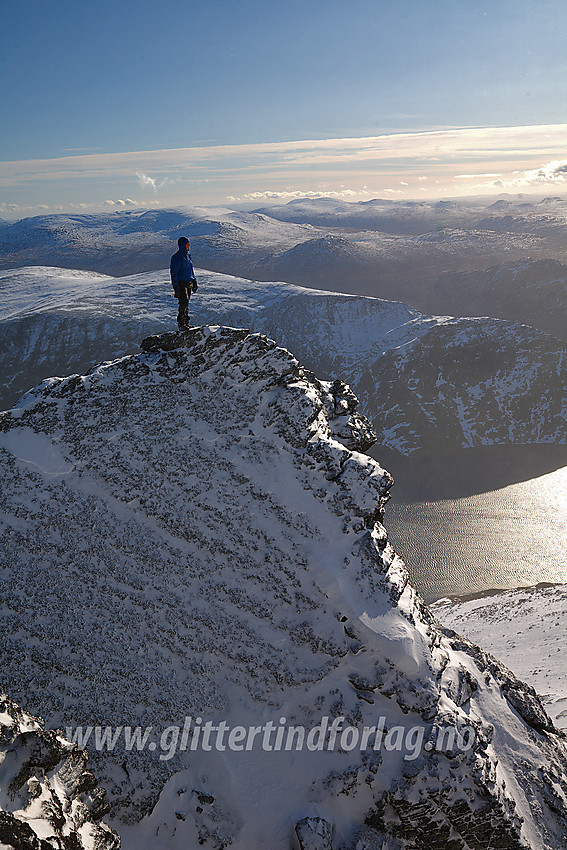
[366,316,567,454]
[0,694,120,849]
[360,795,527,850]
[295,816,333,850]
[0,813,50,850]
[187,286,567,456]
[437,625,558,735]
[0,328,566,849]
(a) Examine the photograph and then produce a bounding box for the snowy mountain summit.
[1,327,567,850]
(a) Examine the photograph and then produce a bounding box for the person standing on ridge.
[170,236,198,330]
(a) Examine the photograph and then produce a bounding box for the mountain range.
[2,196,567,339]
[2,196,567,849]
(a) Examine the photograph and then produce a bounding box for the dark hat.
[178,236,190,248]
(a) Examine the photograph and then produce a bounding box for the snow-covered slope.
[0,693,119,849]
[257,233,373,284]
[1,266,566,456]
[3,200,567,316]
[432,583,567,732]
[0,207,312,277]
[1,327,567,849]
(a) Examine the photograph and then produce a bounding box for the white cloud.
[3,124,567,207]
[0,198,141,219]
[0,202,49,213]
[467,159,567,193]
[135,171,180,194]
[136,171,158,192]
[103,199,135,206]
[241,188,361,201]
[2,123,567,191]
[455,173,502,179]
[520,160,567,184]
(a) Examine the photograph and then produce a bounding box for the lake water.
[368,445,567,604]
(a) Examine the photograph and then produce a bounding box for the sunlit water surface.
[385,465,567,604]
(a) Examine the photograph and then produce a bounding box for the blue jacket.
[170,246,196,287]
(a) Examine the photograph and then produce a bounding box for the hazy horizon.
[3,1,567,218]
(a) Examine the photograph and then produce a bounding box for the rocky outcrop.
[0,327,566,849]
[431,584,567,731]
[295,816,333,850]
[0,694,119,849]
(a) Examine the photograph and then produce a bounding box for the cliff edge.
[0,326,565,849]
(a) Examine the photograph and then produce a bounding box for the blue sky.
[2,0,567,217]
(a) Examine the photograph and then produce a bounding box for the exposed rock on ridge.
[0,693,119,849]
[0,327,566,849]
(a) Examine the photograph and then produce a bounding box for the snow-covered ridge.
[1,266,565,456]
[0,693,119,849]
[432,583,567,731]
[1,326,566,849]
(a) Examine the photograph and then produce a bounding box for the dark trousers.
[174,283,191,324]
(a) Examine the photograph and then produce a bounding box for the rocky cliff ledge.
[0,327,566,849]
[0,693,119,849]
